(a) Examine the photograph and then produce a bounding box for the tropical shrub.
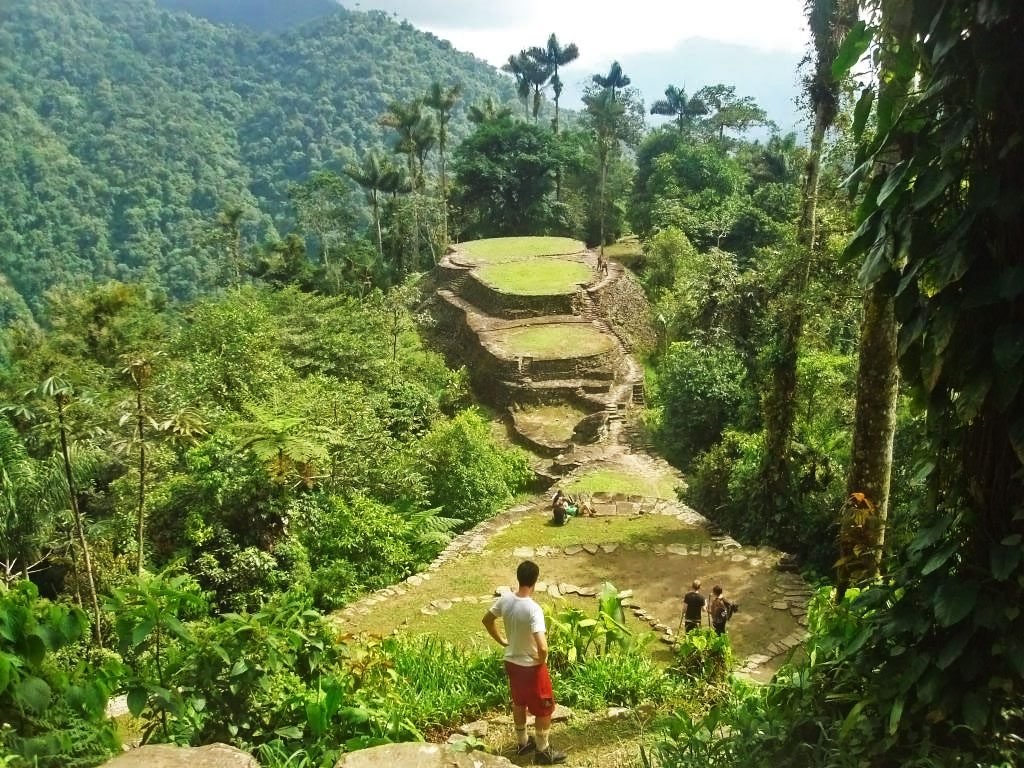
[656,341,747,466]
[0,582,118,768]
[418,409,532,526]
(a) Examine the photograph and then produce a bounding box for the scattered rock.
[730,554,747,563]
[407,575,424,586]
[420,606,438,616]
[666,544,688,556]
[457,719,489,738]
[582,543,599,555]
[559,583,580,595]
[700,545,713,557]
[547,585,561,598]
[771,601,790,610]
[564,545,583,555]
[577,586,598,597]
[334,743,516,767]
[652,623,667,632]
[101,744,258,768]
[607,707,630,719]
[513,547,535,558]
[494,585,512,596]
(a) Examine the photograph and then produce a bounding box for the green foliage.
[0,0,513,308]
[418,409,532,526]
[655,341,748,466]
[371,635,505,735]
[106,571,207,743]
[0,582,117,767]
[670,628,732,686]
[451,119,561,239]
[556,649,671,710]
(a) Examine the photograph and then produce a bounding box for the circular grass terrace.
[512,403,592,445]
[474,258,592,295]
[488,323,616,360]
[454,236,585,266]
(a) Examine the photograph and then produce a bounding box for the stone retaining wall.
[587,267,656,353]
[460,273,580,319]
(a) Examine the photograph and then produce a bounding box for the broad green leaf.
[921,540,959,575]
[832,21,873,79]
[230,658,249,677]
[934,582,976,627]
[876,161,910,207]
[275,725,304,740]
[132,618,156,648]
[23,634,45,666]
[15,676,52,714]
[990,540,1021,581]
[839,698,869,741]
[887,696,904,735]
[912,166,953,211]
[936,627,972,669]
[162,614,190,641]
[852,87,875,143]
[127,687,148,716]
[0,654,11,693]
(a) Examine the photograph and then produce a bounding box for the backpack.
[711,597,730,625]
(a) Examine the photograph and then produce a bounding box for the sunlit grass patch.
[566,468,679,499]
[475,258,592,295]
[457,236,585,264]
[603,236,644,267]
[490,323,615,359]
[485,513,707,551]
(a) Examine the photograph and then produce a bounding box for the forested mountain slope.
[0,0,512,310]
[156,0,341,31]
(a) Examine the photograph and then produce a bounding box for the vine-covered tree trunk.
[836,0,909,599]
[837,284,898,597]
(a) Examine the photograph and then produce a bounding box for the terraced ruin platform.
[433,236,655,474]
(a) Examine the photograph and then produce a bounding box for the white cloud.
[340,0,808,67]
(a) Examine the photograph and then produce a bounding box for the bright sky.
[338,0,809,68]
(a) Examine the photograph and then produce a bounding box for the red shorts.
[504,661,555,717]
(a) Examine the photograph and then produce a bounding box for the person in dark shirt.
[681,579,706,632]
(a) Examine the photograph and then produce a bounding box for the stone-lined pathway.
[337,491,811,680]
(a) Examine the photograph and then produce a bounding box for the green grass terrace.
[453,236,586,265]
[475,258,593,295]
[486,323,616,359]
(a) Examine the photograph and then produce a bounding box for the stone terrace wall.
[460,273,579,319]
[588,268,656,353]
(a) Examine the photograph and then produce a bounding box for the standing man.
[483,561,566,765]
[681,579,706,632]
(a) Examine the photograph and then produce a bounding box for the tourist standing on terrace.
[483,560,567,764]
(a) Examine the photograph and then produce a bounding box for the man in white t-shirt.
[483,560,566,764]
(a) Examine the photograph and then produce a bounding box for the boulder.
[101,744,258,768]
[334,743,515,768]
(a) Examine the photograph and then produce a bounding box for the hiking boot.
[516,736,536,756]
[535,746,567,764]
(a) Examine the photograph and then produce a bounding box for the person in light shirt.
[483,560,567,764]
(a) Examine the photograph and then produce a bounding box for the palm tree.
[528,34,579,134]
[502,54,533,117]
[584,88,626,256]
[592,61,631,101]
[650,85,708,131]
[425,82,463,246]
[346,150,395,259]
[505,50,552,123]
[467,96,513,125]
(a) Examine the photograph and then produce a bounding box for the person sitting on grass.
[551,490,578,525]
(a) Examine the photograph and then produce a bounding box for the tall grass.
[378,636,506,735]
